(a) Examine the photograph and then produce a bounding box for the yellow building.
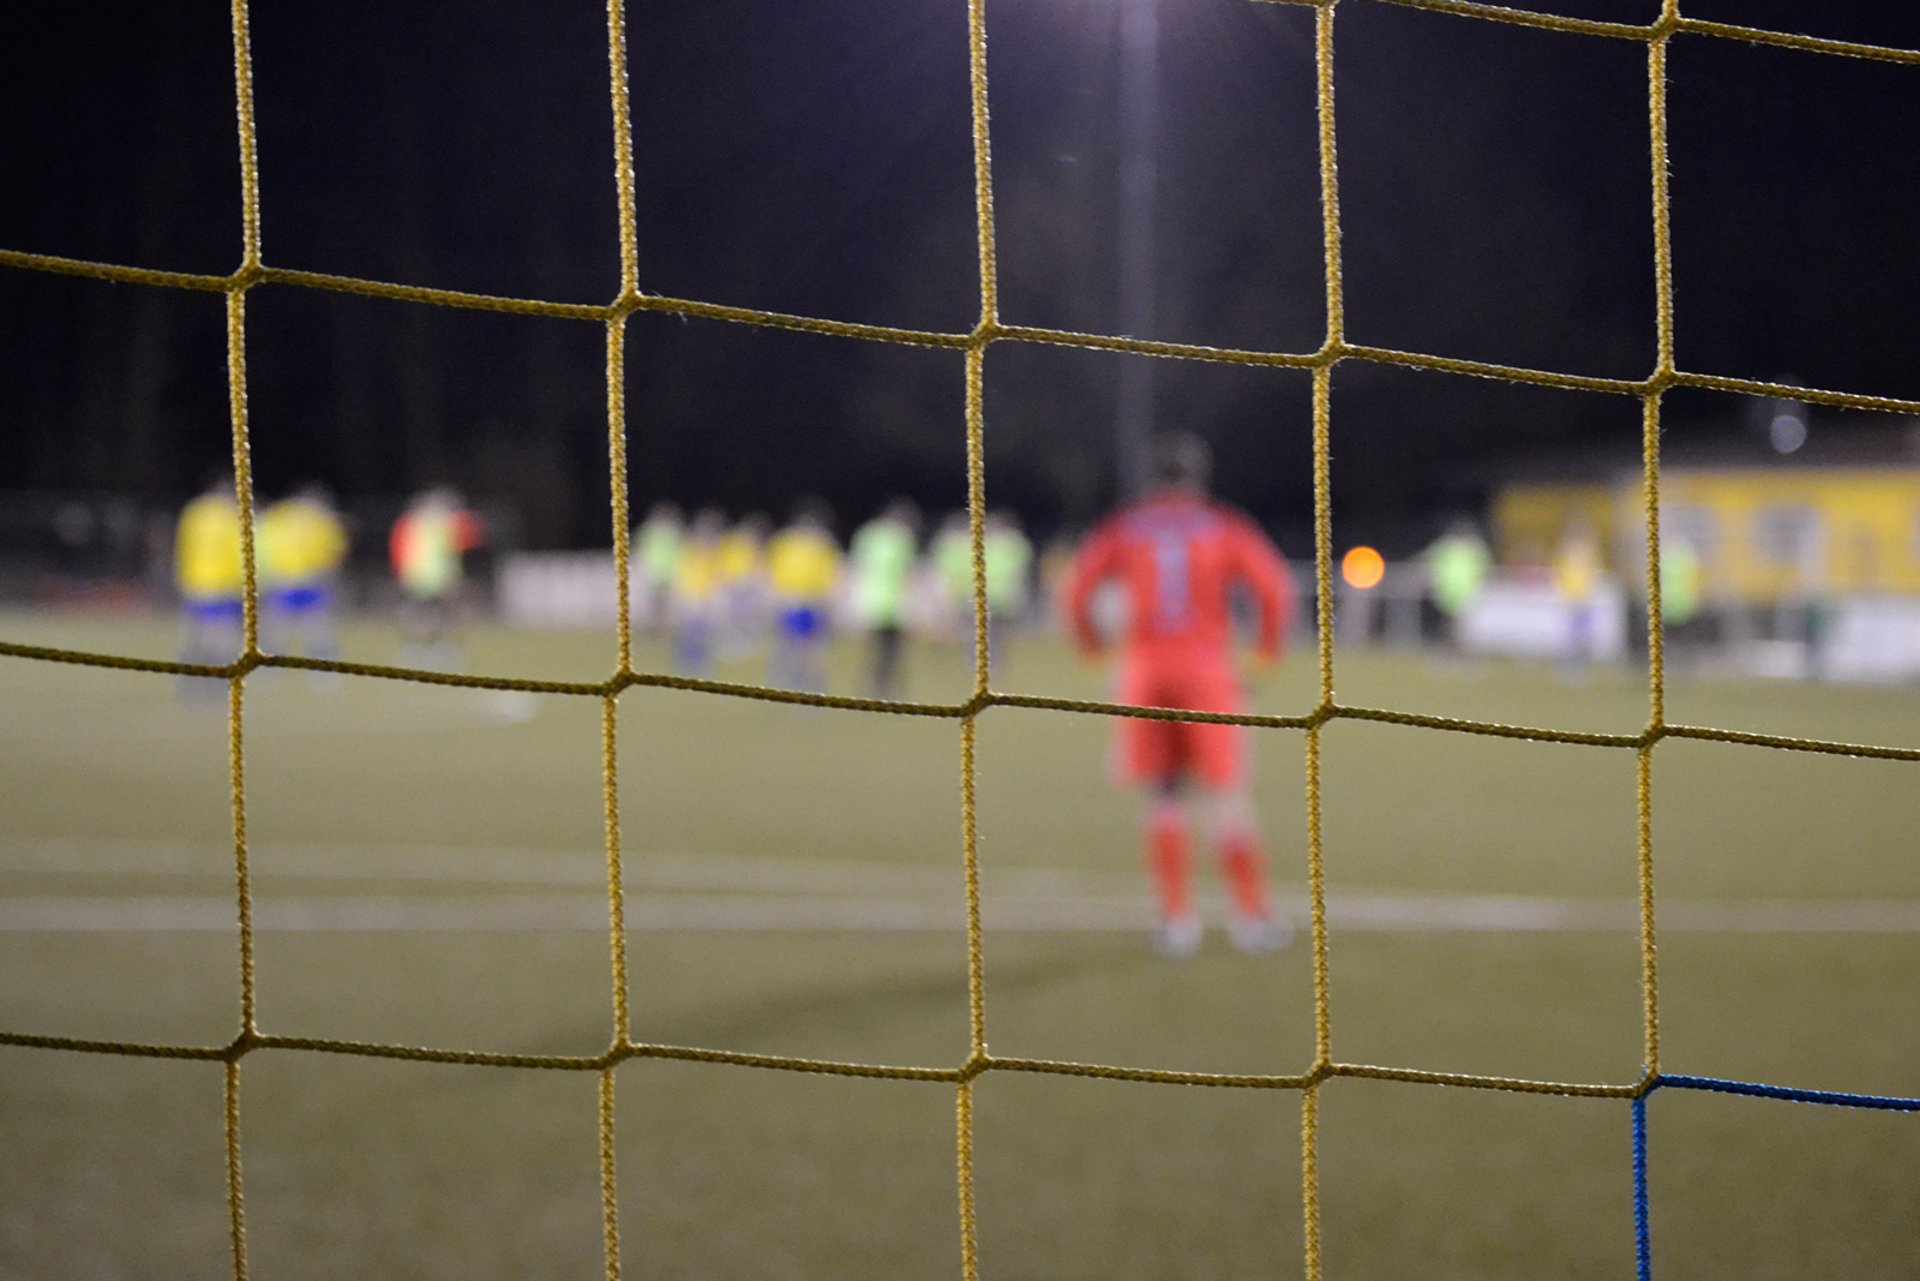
[1490,483,1616,574]
[1491,467,1920,604]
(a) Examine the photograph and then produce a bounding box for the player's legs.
[302,583,342,682]
[304,590,343,689]
[675,611,714,677]
[1561,600,1594,680]
[870,622,904,699]
[768,608,797,688]
[1139,776,1201,955]
[178,597,241,702]
[1127,658,1289,953]
[986,611,1015,679]
[794,631,826,695]
[643,578,671,636]
[260,587,291,660]
[1115,657,1203,952]
[1196,783,1290,952]
[271,583,341,685]
[400,591,461,672]
[1182,668,1289,952]
[720,584,758,659]
[770,604,826,695]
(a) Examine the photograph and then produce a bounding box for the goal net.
[3,2,1918,1279]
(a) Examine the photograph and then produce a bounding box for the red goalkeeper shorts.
[1112,653,1248,789]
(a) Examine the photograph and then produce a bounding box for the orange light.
[1341,545,1385,590]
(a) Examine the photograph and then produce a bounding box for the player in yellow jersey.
[174,475,245,695]
[670,508,727,676]
[765,500,841,694]
[1553,517,1604,674]
[259,485,349,675]
[715,513,770,659]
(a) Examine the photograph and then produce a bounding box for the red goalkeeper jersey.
[1063,490,1294,662]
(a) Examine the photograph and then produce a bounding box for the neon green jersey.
[933,529,973,604]
[1660,541,1702,625]
[1426,534,1491,617]
[983,527,1032,614]
[636,520,682,588]
[851,518,917,626]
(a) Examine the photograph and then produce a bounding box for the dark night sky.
[7,0,1920,555]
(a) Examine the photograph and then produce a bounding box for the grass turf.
[2,613,1918,1279]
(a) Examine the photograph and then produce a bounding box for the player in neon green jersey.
[1660,536,1701,627]
[633,502,684,634]
[390,487,485,671]
[850,500,920,699]
[982,510,1033,676]
[1422,518,1491,652]
[1658,534,1704,664]
[931,511,974,640]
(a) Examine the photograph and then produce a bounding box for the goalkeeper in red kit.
[1063,434,1297,956]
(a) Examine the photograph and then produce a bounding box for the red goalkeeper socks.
[1219,830,1270,921]
[1148,802,1194,921]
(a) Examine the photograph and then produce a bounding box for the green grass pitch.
[2,614,1917,1279]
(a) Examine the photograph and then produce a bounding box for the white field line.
[3,688,543,741]
[0,839,1107,897]
[0,894,1121,934]
[6,839,1920,934]
[3,888,1920,935]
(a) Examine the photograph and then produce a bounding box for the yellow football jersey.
[766,528,839,599]
[715,530,761,584]
[1553,531,1602,601]
[175,493,244,599]
[674,543,723,603]
[259,498,348,584]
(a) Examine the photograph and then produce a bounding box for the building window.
[1663,505,1718,560]
[1750,504,1823,568]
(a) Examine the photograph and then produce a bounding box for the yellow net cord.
[4,2,1920,1278]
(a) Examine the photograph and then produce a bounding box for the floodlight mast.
[1116,0,1160,499]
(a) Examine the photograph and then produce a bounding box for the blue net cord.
[1633,1073,1920,1279]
